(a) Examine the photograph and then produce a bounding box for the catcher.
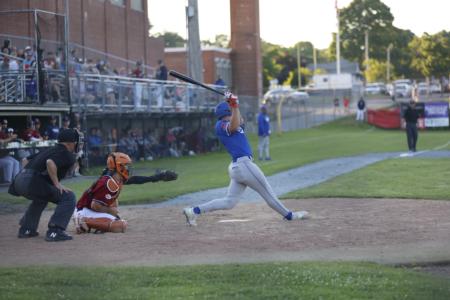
[73,152,177,234]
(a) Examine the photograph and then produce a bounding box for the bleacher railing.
[70,74,227,113]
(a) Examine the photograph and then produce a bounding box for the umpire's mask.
[58,128,83,153]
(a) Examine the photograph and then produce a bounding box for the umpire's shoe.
[18,227,39,238]
[45,228,73,242]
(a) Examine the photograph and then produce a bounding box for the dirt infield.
[1,198,449,268]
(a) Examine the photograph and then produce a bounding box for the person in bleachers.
[0,128,21,183]
[22,120,42,142]
[44,116,60,140]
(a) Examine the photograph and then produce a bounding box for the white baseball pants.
[198,156,290,217]
[258,136,270,159]
[356,109,365,121]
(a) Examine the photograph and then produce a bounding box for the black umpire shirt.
[404,107,419,124]
[25,144,76,184]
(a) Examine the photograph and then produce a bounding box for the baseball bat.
[168,70,226,96]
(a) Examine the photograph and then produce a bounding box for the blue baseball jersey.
[215,120,252,161]
[257,112,270,136]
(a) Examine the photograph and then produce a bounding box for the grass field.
[285,158,450,200]
[1,262,449,300]
[1,117,449,204]
[2,118,450,299]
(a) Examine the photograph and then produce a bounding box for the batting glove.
[225,92,239,108]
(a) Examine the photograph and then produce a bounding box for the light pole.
[296,44,301,88]
[364,30,369,71]
[335,0,341,74]
[386,43,393,83]
[313,46,317,73]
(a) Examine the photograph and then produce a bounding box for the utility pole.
[386,43,393,83]
[364,30,369,71]
[186,0,203,82]
[297,44,301,88]
[335,0,341,74]
[313,46,317,73]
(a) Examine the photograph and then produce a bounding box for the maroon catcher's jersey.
[76,175,122,210]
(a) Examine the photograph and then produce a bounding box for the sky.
[147,0,449,49]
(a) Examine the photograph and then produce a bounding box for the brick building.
[165,47,232,86]
[0,0,164,71]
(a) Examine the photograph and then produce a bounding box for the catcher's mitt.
[157,170,178,181]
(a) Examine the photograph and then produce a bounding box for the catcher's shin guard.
[82,217,128,233]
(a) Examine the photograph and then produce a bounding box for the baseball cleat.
[291,210,309,220]
[183,207,197,226]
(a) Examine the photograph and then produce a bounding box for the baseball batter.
[183,93,309,226]
[74,152,177,233]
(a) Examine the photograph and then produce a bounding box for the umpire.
[10,128,82,242]
[404,100,419,152]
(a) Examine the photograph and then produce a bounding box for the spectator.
[1,119,8,135]
[214,75,225,86]
[22,120,42,142]
[107,128,118,153]
[333,97,340,116]
[1,49,9,71]
[118,130,138,160]
[23,49,35,71]
[131,60,145,78]
[33,118,44,138]
[0,129,21,183]
[343,97,350,114]
[1,39,11,54]
[87,127,103,164]
[155,59,168,81]
[44,116,60,140]
[130,61,145,108]
[356,97,366,122]
[60,116,70,130]
[8,50,19,72]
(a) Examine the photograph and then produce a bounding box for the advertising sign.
[424,102,449,127]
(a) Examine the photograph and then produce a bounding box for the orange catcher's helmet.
[107,152,132,180]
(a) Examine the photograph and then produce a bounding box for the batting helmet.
[107,152,132,181]
[215,101,231,119]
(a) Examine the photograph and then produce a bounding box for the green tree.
[364,59,393,82]
[154,31,186,48]
[339,0,394,66]
[261,41,286,89]
[409,31,450,78]
[202,34,230,48]
[388,27,416,79]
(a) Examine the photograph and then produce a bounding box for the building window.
[110,0,125,6]
[131,0,143,11]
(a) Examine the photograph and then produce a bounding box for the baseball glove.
[157,170,178,181]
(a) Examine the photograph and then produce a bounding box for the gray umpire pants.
[258,136,270,159]
[198,156,290,217]
[14,170,76,231]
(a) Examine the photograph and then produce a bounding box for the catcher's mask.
[107,152,132,181]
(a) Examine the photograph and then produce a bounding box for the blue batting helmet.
[215,101,231,119]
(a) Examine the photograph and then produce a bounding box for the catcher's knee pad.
[83,217,128,233]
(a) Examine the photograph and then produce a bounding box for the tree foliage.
[202,34,230,48]
[364,59,393,83]
[154,32,186,48]
[409,31,450,78]
[339,0,394,66]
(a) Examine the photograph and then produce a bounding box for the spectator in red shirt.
[22,120,42,141]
